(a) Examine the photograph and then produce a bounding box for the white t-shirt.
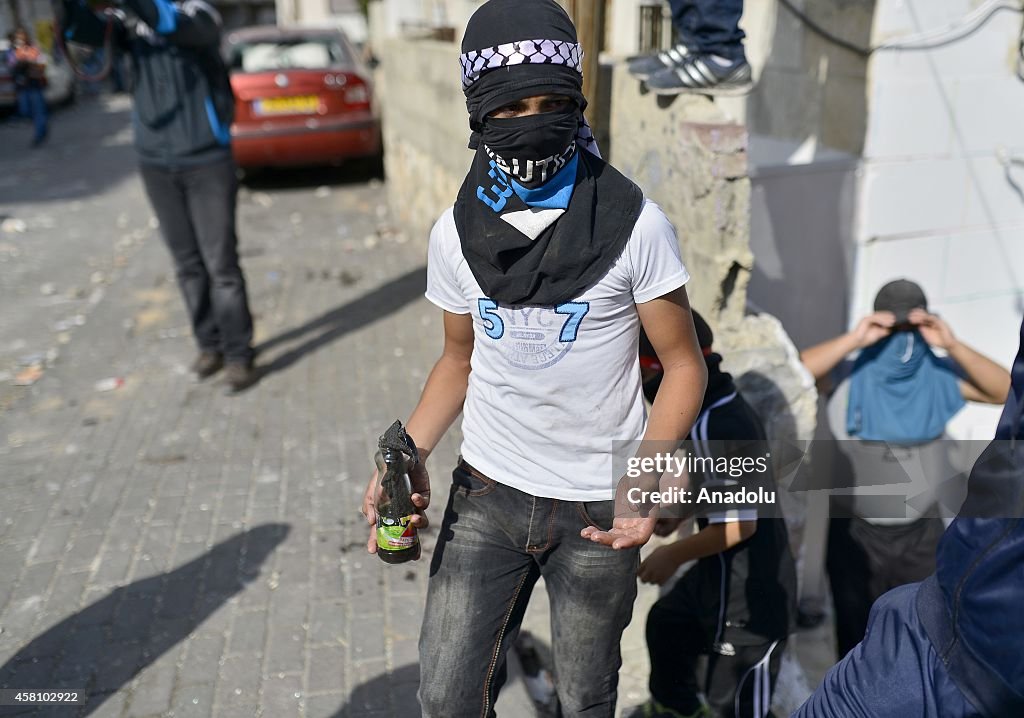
[425,199,690,500]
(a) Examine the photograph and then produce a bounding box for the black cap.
[873,279,928,324]
[639,310,713,360]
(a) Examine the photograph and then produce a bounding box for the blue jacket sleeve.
[793,584,977,717]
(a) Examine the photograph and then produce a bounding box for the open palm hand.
[581,512,658,550]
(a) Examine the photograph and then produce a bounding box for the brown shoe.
[224,361,257,393]
[192,351,224,379]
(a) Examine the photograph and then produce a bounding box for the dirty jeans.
[418,459,640,718]
[669,0,747,62]
[139,156,254,363]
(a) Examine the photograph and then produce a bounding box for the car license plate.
[254,95,319,116]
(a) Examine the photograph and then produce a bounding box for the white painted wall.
[609,0,1024,438]
[367,0,480,43]
[856,0,1024,438]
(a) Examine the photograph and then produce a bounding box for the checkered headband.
[460,39,584,90]
[459,38,599,158]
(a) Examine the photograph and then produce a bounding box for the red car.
[224,26,381,169]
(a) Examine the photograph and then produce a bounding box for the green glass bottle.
[374,420,421,564]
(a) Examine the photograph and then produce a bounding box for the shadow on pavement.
[0,99,138,205]
[329,642,556,717]
[330,663,419,717]
[254,266,427,379]
[0,524,290,716]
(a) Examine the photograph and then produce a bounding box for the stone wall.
[377,37,473,245]
[608,68,753,327]
[608,64,816,430]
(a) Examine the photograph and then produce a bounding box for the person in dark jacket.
[631,311,797,718]
[61,0,256,391]
[795,316,1024,717]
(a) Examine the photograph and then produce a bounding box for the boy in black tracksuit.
[61,0,256,390]
[633,312,797,718]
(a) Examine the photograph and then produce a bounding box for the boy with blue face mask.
[360,1,709,715]
[801,279,1010,659]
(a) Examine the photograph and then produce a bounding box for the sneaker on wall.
[626,42,691,80]
[646,53,753,96]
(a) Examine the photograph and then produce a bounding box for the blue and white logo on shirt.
[477,298,590,370]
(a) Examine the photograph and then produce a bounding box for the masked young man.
[361,1,707,715]
[800,279,1010,659]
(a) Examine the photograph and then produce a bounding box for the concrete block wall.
[608,69,754,327]
[739,0,875,157]
[377,37,473,245]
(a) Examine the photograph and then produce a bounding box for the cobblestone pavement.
[0,97,829,718]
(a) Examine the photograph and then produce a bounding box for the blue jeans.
[669,0,747,61]
[16,87,48,142]
[418,460,640,718]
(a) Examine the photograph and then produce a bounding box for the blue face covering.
[847,330,965,444]
[511,152,579,209]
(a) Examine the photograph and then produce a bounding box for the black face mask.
[481,106,580,188]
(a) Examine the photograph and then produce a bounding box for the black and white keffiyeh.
[460,39,583,90]
[454,0,643,306]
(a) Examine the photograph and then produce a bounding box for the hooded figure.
[367,2,709,717]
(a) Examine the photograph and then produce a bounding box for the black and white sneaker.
[626,43,690,80]
[646,54,753,96]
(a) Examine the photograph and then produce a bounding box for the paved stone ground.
[0,96,832,718]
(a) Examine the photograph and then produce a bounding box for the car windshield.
[229,37,350,72]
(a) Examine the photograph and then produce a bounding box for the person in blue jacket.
[61,0,257,391]
[795,316,1024,717]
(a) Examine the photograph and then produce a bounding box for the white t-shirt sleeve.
[628,200,690,304]
[424,210,471,315]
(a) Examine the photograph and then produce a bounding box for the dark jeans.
[16,87,48,142]
[418,460,640,718]
[826,517,943,658]
[140,156,254,363]
[668,0,747,61]
[647,578,784,717]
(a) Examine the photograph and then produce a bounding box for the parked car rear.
[224,27,381,169]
